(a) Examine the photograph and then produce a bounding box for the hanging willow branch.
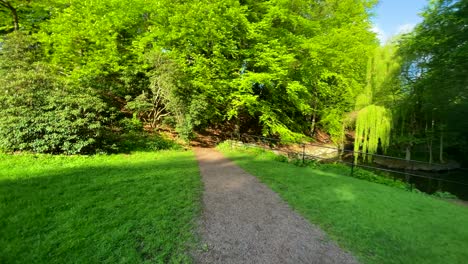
[354,105,392,162]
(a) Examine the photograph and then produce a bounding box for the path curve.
[194,148,358,264]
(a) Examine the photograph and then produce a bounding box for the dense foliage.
[0,33,111,154]
[353,44,401,161]
[0,0,377,153]
[396,0,468,163]
[0,0,466,161]
[354,0,468,164]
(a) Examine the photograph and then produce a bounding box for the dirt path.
[193,148,358,264]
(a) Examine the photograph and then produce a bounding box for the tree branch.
[0,0,19,31]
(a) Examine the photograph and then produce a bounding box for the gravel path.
[193,148,358,264]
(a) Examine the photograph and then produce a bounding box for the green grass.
[0,150,201,264]
[219,144,468,264]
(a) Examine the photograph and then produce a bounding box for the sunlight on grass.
[0,151,201,264]
[219,146,468,264]
[333,185,356,202]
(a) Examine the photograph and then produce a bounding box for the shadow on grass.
[0,156,201,264]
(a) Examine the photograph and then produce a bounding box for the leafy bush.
[117,132,181,152]
[0,83,110,154]
[120,113,144,132]
[176,116,195,141]
[274,154,288,163]
[351,167,408,189]
[162,116,177,127]
[0,33,111,154]
[432,191,458,200]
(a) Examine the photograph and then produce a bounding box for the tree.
[0,0,54,34]
[0,0,381,149]
[353,44,401,162]
[0,0,18,31]
[398,0,468,162]
[354,105,392,162]
[125,51,181,129]
[227,0,377,141]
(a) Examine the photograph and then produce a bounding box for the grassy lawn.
[219,145,468,264]
[0,150,201,264]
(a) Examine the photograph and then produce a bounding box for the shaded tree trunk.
[0,1,19,31]
[425,119,434,164]
[310,110,316,136]
[310,85,318,136]
[428,139,433,164]
[439,129,444,163]
[405,145,411,161]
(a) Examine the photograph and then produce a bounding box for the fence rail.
[230,133,468,189]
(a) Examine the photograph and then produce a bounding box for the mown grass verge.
[0,150,201,264]
[218,143,468,264]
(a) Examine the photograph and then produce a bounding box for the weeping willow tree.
[353,43,400,162]
[354,105,392,162]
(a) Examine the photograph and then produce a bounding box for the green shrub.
[291,158,306,167]
[0,86,110,154]
[176,117,195,141]
[162,116,177,127]
[274,154,288,163]
[0,33,112,154]
[120,113,144,132]
[351,167,408,189]
[304,159,320,168]
[432,191,458,200]
[117,132,180,152]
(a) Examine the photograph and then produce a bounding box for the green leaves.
[0,33,110,154]
[354,105,392,162]
[397,0,468,159]
[1,0,380,148]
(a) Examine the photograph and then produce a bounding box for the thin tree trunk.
[406,112,417,162]
[310,86,318,136]
[11,4,18,31]
[310,111,316,136]
[428,119,435,164]
[340,121,345,156]
[428,140,433,164]
[439,129,444,163]
[0,1,19,31]
[405,145,411,161]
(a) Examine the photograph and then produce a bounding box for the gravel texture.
[193,148,358,264]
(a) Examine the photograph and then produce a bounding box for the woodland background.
[1,0,467,165]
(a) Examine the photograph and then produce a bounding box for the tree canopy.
[1,0,467,163]
[397,0,468,162]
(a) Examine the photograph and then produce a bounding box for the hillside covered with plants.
[1,0,467,163]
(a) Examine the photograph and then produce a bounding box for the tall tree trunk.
[405,145,411,161]
[427,119,434,164]
[310,87,318,136]
[340,121,345,156]
[439,129,444,163]
[0,1,19,31]
[310,111,316,136]
[406,112,417,161]
[428,140,433,164]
